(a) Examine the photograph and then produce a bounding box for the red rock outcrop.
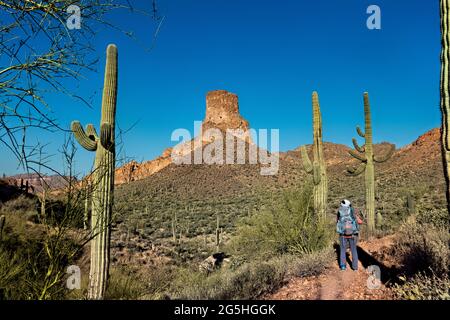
[114,90,251,185]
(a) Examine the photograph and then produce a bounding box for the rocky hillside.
[111,125,445,269]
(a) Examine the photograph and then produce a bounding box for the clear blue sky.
[0,0,442,176]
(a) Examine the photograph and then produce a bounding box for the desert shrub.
[0,249,26,300]
[0,195,37,214]
[394,272,450,300]
[169,247,334,300]
[0,231,65,299]
[0,190,91,299]
[170,257,287,300]
[101,265,174,300]
[286,247,334,278]
[416,207,448,228]
[105,267,149,300]
[395,219,449,277]
[229,183,332,261]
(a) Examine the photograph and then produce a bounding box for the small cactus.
[346,93,395,237]
[216,215,221,252]
[40,188,46,218]
[406,193,416,215]
[376,211,383,228]
[300,92,328,221]
[172,212,177,243]
[71,44,118,299]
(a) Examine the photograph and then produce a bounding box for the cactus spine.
[0,215,5,240]
[71,44,118,299]
[300,91,328,221]
[347,93,395,237]
[440,0,450,212]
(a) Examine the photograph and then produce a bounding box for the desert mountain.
[115,90,253,185]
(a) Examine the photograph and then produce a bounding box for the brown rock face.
[115,90,251,185]
[202,90,249,134]
[114,149,173,185]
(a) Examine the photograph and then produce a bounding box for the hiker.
[336,199,362,271]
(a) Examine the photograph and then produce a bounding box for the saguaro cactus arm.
[72,121,98,151]
[300,145,313,173]
[352,138,365,153]
[86,124,99,141]
[348,149,367,162]
[346,162,366,176]
[100,122,113,150]
[373,144,395,163]
[356,126,365,138]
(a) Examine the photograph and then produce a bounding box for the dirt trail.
[266,236,397,300]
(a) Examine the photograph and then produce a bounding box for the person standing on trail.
[336,199,362,271]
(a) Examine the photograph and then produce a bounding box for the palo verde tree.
[346,92,395,237]
[0,0,163,173]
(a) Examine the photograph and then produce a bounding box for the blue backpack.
[336,207,358,236]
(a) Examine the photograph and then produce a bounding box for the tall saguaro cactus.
[440,0,450,212]
[347,92,395,237]
[300,92,328,221]
[71,44,118,299]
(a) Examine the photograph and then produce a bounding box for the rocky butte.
[115,90,252,185]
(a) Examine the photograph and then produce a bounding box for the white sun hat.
[341,199,351,207]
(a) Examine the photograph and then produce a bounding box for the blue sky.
[0,0,442,176]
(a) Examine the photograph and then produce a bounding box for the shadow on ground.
[333,242,402,286]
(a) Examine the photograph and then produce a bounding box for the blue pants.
[339,236,358,270]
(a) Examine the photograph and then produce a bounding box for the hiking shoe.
[340,265,346,271]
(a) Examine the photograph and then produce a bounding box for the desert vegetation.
[0,0,449,302]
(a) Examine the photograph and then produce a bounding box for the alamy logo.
[67,5,81,30]
[367,265,382,289]
[171,121,279,176]
[367,5,381,30]
[66,265,81,290]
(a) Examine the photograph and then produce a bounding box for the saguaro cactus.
[347,92,395,237]
[215,215,221,252]
[440,0,450,212]
[172,212,177,243]
[300,91,328,221]
[71,44,118,299]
